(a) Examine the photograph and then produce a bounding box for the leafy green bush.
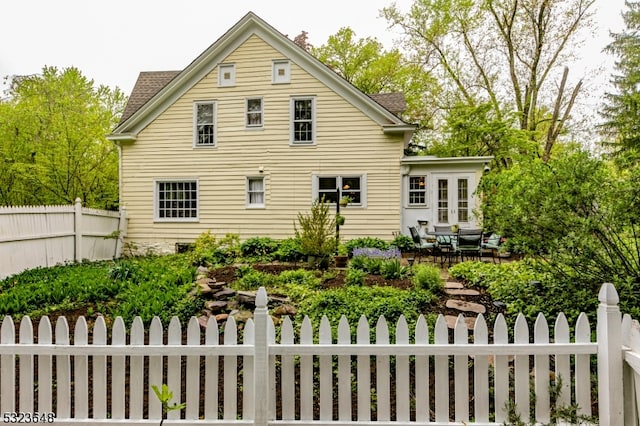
[232,270,279,291]
[295,286,434,340]
[277,269,320,288]
[189,231,240,266]
[343,237,389,256]
[363,257,383,275]
[448,261,498,288]
[381,258,410,279]
[391,234,414,252]
[240,237,279,261]
[274,237,305,263]
[344,268,366,286]
[412,263,444,294]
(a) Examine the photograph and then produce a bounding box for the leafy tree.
[480,147,640,311]
[311,27,438,129]
[0,66,125,208]
[382,0,594,161]
[428,102,535,168]
[600,0,640,165]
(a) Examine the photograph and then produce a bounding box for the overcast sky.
[0,0,626,97]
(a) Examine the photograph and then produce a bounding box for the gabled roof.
[369,93,407,116]
[109,12,415,141]
[119,71,180,124]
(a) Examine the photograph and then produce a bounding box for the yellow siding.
[121,35,404,249]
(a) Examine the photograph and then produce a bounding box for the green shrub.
[274,238,305,263]
[240,237,279,260]
[381,258,410,279]
[412,263,444,293]
[189,231,240,266]
[107,259,140,282]
[233,270,279,291]
[295,286,434,341]
[363,257,383,275]
[344,268,366,286]
[343,237,389,256]
[294,198,337,268]
[277,269,320,288]
[391,234,414,253]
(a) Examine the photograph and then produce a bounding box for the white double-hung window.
[291,97,315,144]
[246,98,263,128]
[247,177,265,208]
[194,101,216,147]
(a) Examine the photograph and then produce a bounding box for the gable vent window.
[273,60,290,84]
[194,101,216,147]
[219,64,236,87]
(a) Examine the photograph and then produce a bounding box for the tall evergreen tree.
[601,0,640,164]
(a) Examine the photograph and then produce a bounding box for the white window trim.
[272,60,291,84]
[407,175,428,207]
[290,96,316,145]
[246,176,266,208]
[218,63,236,87]
[154,178,199,222]
[311,174,367,208]
[193,101,217,148]
[245,97,264,129]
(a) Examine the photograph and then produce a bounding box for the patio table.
[432,230,458,266]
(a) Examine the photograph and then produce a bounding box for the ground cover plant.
[0,254,199,326]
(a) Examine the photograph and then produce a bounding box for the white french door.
[434,174,473,225]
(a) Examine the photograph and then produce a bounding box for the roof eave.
[106,133,137,143]
[383,124,417,134]
[401,155,494,165]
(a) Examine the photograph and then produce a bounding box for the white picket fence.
[0,283,638,425]
[0,198,127,279]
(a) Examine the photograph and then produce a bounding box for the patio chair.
[482,233,503,263]
[457,228,483,262]
[433,225,457,266]
[408,226,435,263]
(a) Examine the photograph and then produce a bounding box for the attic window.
[219,64,236,87]
[273,60,290,84]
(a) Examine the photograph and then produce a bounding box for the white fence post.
[115,205,127,258]
[598,282,624,425]
[74,198,82,262]
[254,287,269,426]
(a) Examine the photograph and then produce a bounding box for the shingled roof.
[119,71,180,125]
[369,93,407,116]
[119,70,407,126]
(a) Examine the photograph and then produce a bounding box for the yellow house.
[108,12,489,253]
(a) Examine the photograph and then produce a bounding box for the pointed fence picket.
[0,284,638,425]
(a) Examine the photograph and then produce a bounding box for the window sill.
[193,144,218,149]
[289,142,316,147]
[154,218,200,223]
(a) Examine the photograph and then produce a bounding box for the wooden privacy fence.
[0,198,127,279]
[0,283,637,425]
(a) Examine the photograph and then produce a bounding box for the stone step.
[445,288,481,296]
[445,281,464,289]
[445,315,477,330]
[446,299,486,314]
